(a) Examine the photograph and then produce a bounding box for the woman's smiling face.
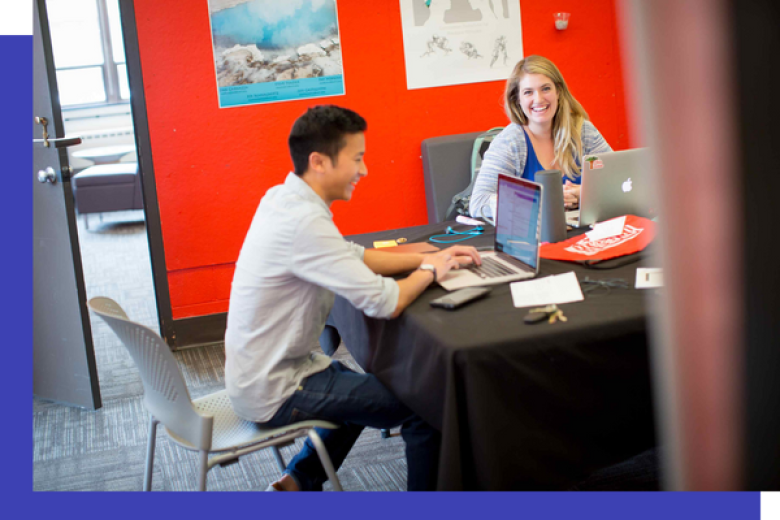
[517,73,559,128]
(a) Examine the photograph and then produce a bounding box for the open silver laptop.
[570,148,653,227]
[439,174,542,291]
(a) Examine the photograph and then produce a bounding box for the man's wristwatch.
[418,263,437,282]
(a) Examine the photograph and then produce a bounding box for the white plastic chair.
[88,296,343,491]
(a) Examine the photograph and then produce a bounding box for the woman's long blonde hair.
[504,55,589,179]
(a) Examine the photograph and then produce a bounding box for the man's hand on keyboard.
[421,246,481,282]
[438,245,481,268]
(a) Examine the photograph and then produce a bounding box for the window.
[47,0,130,107]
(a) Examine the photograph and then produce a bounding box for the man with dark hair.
[288,104,367,176]
[225,105,479,491]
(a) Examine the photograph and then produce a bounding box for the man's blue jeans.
[259,360,441,491]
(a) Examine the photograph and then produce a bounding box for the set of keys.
[524,304,568,325]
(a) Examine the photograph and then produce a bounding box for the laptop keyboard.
[467,256,520,279]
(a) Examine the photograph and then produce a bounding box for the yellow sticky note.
[373,240,398,248]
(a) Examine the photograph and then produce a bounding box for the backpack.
[444,127,504,221]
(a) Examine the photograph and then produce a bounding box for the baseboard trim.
[171,312,227,350]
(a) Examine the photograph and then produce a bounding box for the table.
[329,222,657,490]
[72,144,136,165]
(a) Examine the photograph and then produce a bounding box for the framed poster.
[399,0,524,90]
[207,0,345,108]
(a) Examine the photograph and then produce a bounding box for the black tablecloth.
[329,222,656,490]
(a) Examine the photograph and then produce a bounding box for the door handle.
[34,116,82,148]
[33,136,83,148]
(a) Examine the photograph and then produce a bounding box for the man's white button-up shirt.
[225,173,399,422]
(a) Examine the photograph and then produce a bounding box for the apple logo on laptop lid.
[622,178,633,193]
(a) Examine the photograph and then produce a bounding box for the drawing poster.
[207,0,345,108]
[399,0,524,90]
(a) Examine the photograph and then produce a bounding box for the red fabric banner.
[541,215,656,262]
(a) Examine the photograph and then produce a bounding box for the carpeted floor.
[32,210,407,492]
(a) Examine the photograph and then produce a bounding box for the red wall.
[133,0,632,319]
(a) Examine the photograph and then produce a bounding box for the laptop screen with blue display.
[494,174,542,270]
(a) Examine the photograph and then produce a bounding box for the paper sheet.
[398,0,525,90]
[586,216,626,241]
[510,271,585,308]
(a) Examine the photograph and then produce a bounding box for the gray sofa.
[72,162,143,225]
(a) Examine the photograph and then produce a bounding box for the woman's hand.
[563,181,581,209]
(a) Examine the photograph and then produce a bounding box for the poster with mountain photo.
[399,0,523,90]
[207,0,345,108]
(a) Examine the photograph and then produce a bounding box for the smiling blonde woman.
[470,55,612,219]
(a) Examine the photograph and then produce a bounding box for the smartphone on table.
[429,287,492,310]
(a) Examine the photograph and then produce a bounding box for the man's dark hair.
[288,105,367,176]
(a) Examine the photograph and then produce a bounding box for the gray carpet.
[33,210,407,491]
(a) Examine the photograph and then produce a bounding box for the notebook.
[575,148,653,227]
[438,174,542,291]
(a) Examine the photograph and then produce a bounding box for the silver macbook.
[439,174,542,291]
[575,148,654,227]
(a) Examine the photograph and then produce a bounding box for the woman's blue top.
[521,128,582,185]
